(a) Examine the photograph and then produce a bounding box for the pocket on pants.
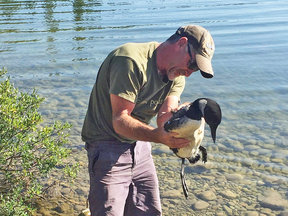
[86,143,103,176]
[88,146,117,176]
[91,151,101,176]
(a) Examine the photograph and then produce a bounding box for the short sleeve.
[168,76,185,101]
[109,56,142,103]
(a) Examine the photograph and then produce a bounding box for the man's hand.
[171,101,191,113]
[153,127,190,149]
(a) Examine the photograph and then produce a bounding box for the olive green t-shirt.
[81,42,185,143]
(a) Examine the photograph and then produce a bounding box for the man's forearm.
[112,113,160,143]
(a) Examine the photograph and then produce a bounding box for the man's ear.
[177,37,188,48]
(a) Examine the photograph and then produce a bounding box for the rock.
[161,189,182,198]
[260,208,272,214]
[61,188,72,196]
[223,205,233,215]
[216,212,226,216]
[257,180,265,186]
[280,210,288,216]
[74,204,84,211]
[271,158,284,163]
[201,175,216,181]
[230,141,244,151]
[246,204,257,210]
[246,139,257,145]
[258,189,288,210]
[220,190,237,199]
[245,144,259,150]
[199,191,217,201]
[246,211,259,216]
[225,173,244,181]
[258,149,272,156]
[75,188,85,196]
[250,151,259,156]
[264,175,278,183]
[192,200,209,210]
[263,143,275,149]
[52,206,64,213]
[204,161,214,169]
[282,167,288,174]
[242,158,254,167]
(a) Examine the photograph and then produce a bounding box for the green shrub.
[0,67,79,215]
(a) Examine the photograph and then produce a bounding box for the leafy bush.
[0,68,79,215]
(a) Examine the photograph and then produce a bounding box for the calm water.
[1,0,288,215]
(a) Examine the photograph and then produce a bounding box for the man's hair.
[166,33,181,44]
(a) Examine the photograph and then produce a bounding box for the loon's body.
[164,98,222,198]
[169,112,205,160]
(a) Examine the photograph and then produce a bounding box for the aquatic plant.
[0,67,79,215]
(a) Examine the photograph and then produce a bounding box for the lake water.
[1,0,288,215]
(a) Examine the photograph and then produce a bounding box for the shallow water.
[1,0,288,215]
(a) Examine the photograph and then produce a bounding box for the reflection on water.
[1,0,288,215]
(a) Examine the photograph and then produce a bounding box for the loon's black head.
[186,98,222,143]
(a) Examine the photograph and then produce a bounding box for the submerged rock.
[225,173,244,181]
[257,189,288,210]
[198,190,217,201]
[220,190,237,199]
[192,200,209,211]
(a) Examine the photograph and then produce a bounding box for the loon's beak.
[209,125,218,143]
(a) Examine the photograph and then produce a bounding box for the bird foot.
[199,146,207,163]
[188,154,200,164]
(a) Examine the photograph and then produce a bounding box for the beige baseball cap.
[176,25,215,78]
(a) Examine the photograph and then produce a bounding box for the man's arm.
[110,94,189,148]
[157,95,192,127]
[156,95,179,128]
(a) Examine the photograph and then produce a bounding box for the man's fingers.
[170,137,190,148]
[169,131,179,137]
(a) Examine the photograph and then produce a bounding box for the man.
[81,25,215,216]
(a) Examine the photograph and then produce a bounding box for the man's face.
[166,43,199,81]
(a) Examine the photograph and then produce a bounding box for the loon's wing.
[164,105,190,132]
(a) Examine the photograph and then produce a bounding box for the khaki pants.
[85,140,162,216]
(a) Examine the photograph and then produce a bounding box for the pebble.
[250,151,259,156]
[161,189,182,198]
[225,173,244,181]
[242,158,254,167]
[220,190,237,199]
[271,158,284,163]
[201,175,216,181]
[61,188,72,196]
[223,205,233,215]
[199,191,217,201]
[260,208,272,214]
[246,211,259,216]
[230,141,244,152]
[257,180,265,186]
[245,145,260,150]
[280,210,288,216]
[258,149,272,156]
[192,200,209,211]
[216,212,226,216]
[74,205,84,212]
[264,175,278,183]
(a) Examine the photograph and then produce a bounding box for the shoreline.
[34,142,288,216]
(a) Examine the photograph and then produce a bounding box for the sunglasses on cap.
[187,43,199,71]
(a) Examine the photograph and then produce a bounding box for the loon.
[164,98,222,199]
